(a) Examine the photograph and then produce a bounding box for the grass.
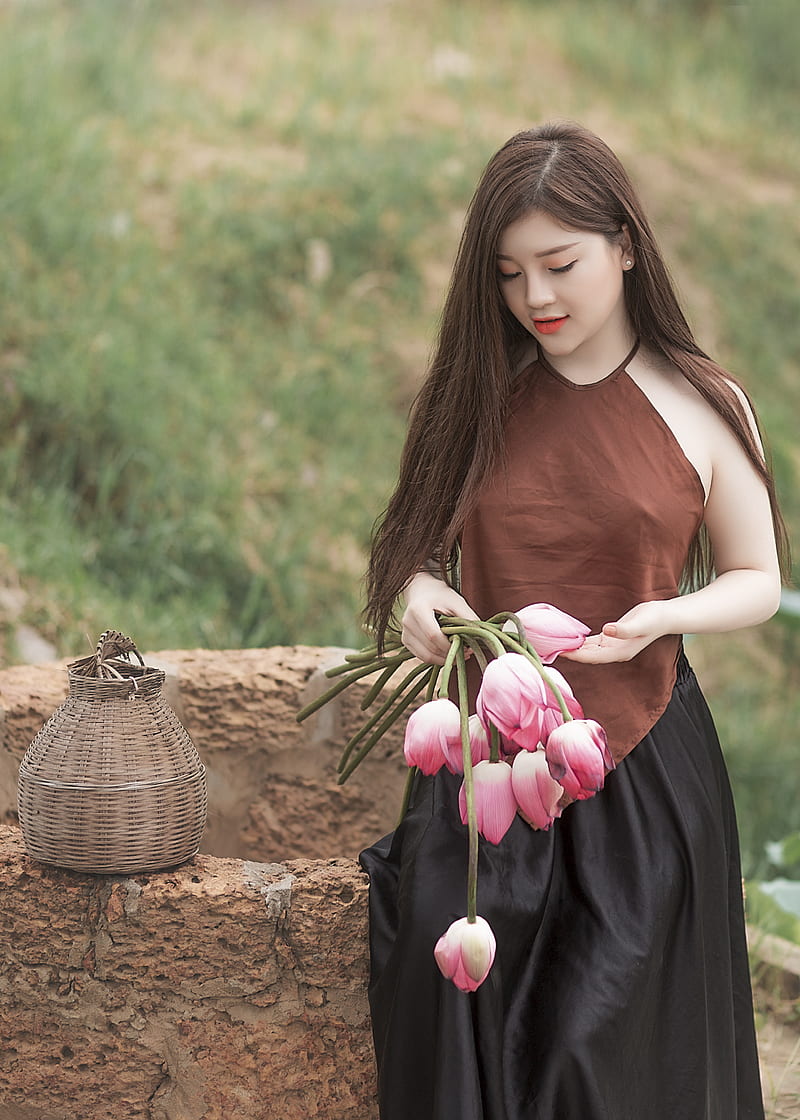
[690,620,800,880]
[0,0,798,868]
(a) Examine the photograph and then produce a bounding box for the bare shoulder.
[629,347,712,418]
[628,348,767,502]
[626,348,722,498]
[720,376,765,449]
[633,347,755,417]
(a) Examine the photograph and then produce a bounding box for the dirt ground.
[759,1011,800,1118]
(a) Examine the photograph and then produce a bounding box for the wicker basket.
[17,632,207,875]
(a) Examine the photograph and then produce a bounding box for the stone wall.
[0,826,374,1120]
[0,646,413,1120]
[0,645,410,861]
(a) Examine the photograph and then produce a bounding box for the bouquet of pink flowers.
[296,603,614,992]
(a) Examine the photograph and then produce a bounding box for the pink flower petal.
[511,749,563,830]
[403,698,462,775]
[545,719,612,800]
[459,759,517,844]
[476,653,547,747]
[442,713,491,774]
[507,603,590,664]
[434,916,496,992]
[468,714,492,763]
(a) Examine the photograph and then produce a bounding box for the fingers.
[562,644,621,665]
[602,615,644,640]
[452,598,481,623]
[434,591,481,624]
[559,633,607,663]
[401,614,452,664]
[400,575,480,665]
[549,602,667,666]
[560,630,640,664]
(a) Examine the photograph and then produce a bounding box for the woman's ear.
[619,222,635,265]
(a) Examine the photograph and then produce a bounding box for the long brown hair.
[365,121,791,642]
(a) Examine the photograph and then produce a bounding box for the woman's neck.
[536,319,638,386]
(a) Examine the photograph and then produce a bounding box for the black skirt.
[359,658,764,1119]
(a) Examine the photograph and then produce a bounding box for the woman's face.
[496,210,634,371]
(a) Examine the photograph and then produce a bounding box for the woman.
[359,121,789,1119]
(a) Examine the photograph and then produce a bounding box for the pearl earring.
[625,259,633,267]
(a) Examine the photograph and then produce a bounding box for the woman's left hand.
[560,600,670,664]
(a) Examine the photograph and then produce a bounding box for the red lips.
[533,317,568,334]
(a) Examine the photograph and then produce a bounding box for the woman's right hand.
[401,572,480,665]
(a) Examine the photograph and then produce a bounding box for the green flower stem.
[396,765,418,826]
[456,644,479,925]
[486,610,526,646]
[296,660,399,722]
[324,648,413,679]
[437,632,462,698]
[337,661,433,773]
[489,723,501,764]
[456,633,489,675]
[343,646,380,664]
[337,673,432,784]
[323,659,377,679]
[344,634,404,663]
[361,661,407,710]
[439,623,505,659]
[425,664,442,702]
[493,626,546,670]
[495,631,573,723]
[438,628,493,682]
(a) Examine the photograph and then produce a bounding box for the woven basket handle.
[95,630,145,679]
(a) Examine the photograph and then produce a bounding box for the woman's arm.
[401,571,480,665]
[564,391,782,665]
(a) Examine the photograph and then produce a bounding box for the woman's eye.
[497,270,521,282]
[549,261,577,274]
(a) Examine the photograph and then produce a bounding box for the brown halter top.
[459,342,705,764]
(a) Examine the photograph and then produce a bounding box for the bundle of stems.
[296,612,572,926]
[296,612,570,783]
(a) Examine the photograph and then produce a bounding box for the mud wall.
[0,646,412,1120]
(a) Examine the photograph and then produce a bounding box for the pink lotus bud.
[458,759,517,844]
[539,666,584,738]
[441,713,491,774]
[505,603,590,663]
[403,698,462,775]
[468,713,493,765]
[476,653,548,751]
[545,719,615,801]
[498,734,523,760]
[511,749,563,830]
[434,915,496,992]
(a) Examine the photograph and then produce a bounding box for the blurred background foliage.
[0,0,798,877]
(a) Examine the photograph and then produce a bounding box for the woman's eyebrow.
[496,241,580,260]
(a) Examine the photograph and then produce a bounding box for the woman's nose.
[525,274,556,309]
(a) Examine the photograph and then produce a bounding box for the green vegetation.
[0,0,798,872]
[746,882,800,946]
[690,624,800,879]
